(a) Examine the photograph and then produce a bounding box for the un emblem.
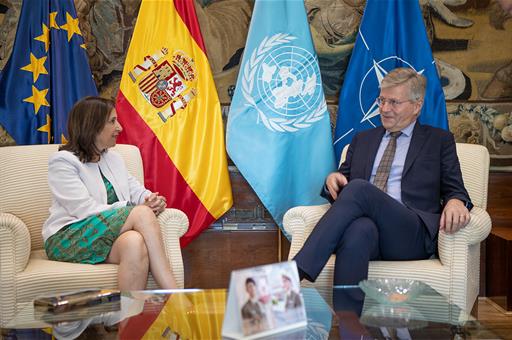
[241,33,326,133]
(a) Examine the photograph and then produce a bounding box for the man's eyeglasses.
[376,97,413,108]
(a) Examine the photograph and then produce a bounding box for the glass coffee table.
[3,288,336,339]
[2,283,500,339]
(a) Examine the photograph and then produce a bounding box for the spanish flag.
[116,0,232,247]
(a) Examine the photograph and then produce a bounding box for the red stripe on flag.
[116,91,215,247]
[118,297,168,339]
[118,301,165,340]
[173,0,207,55]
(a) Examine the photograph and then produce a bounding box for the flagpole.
[278,228,282,262]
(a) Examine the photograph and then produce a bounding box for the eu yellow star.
[49,11,60,29]
[20,53,48,83]
[23,86,50,114]
[61,134,68,144]
[42,328,53,336]
[60,12,81,42]
[35,24,50,52]
[37,114,52,142]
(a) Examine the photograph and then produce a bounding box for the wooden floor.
[477,297,512,339]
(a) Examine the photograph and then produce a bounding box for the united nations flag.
[333,0,449,165]
[227,0,336,236]
[0,0,97,145]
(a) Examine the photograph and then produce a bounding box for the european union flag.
[333,0,449,164]
[226,0,336,236]
[0,0,97,145]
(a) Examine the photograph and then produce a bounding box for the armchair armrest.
[0,212,31,273]
[283,204,330,258]
[0,213,31,324]
[438,206,491,266]
[462,207,492,245]
[157,208,189,289]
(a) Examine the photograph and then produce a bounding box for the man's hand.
[325,172,348,200]
[440,198,470,234]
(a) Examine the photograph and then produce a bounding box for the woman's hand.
[144,192,167,216]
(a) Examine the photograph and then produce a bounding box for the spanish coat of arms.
[129,48,197,122]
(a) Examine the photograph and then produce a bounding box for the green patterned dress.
[45,172,134,264]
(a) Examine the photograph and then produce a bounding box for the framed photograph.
[222,261,306,339]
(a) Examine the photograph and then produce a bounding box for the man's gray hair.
[381,68,427,101]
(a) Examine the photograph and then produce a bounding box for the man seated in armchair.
[294,67,472,293]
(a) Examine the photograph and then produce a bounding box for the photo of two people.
[236,262,306,337]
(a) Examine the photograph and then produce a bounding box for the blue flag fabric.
[226,0,336,236]
[333,0,449,165]
[0,0,97,145]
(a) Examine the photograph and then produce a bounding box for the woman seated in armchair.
[43,96,176,290]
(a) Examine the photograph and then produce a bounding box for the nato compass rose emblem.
[358,57,424,129]
[241,33,326,133]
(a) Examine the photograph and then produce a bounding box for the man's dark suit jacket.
[326,122,472,241]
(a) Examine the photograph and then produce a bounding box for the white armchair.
[0,144,188,326]
[284,143,491,312]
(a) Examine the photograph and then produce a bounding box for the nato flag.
[333,0,449,165]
